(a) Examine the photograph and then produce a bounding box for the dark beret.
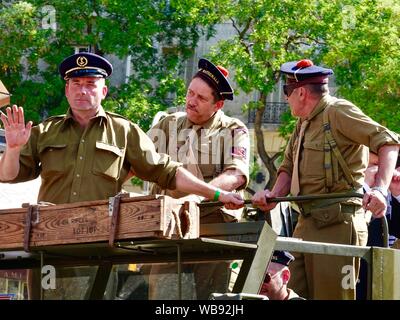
[195,58,234,101]
[280,59,333,83]
[271,250,295,266]
[59,52,113,80]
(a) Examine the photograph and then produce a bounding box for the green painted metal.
[371,247,400,300]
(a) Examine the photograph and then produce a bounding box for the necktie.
[290,120,309,196]
[177,125,202,168]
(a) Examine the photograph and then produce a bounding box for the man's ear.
[282,268,290,284]
[215,100,224,110]
[102,85,108,98]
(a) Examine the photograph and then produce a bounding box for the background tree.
[0,0,227,129]
[208,0,400,189]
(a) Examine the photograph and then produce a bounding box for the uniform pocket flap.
[95,142,124,157]
[303,140,324,151]
[38,143,67,154]
[310,202,344,229]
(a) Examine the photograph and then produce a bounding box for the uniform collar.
[61,106,108,129]
[184,110,223,131]
[306,94,331,121]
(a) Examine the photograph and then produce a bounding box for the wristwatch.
[370,186,388,198]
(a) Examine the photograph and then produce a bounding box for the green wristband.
[213,189,221,201]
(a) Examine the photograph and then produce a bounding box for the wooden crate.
[0,195,199,250]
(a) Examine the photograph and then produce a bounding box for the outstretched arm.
[252,171,291,212]
[0,105,32,181]
[174,167,244,210]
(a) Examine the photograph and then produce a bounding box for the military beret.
[195,58,234,101]
[271,250,295,266]
[280,59,333,84]
[59,52,113,80]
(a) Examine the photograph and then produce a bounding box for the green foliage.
[129,176,144,188]
[0,0,220,128]
[249,157,261,181]
[323,0,400,132]
[208,0,400,184]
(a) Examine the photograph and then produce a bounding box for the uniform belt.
[297,199,362,217]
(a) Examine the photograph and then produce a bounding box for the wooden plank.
[0,195,199,250]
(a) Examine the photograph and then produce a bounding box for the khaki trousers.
[289,206,368,300]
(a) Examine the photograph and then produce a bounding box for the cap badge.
[76,56,88,68]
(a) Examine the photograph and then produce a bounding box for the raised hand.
[0,105,32,149]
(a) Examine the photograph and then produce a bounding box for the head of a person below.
[280,59,333,120]
[186,58,234,125]
[260,250,297,300]
[59,52,113,126]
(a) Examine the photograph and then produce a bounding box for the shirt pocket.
[38,144,67,177]
[92,142,125,180]
[301,139,325,177]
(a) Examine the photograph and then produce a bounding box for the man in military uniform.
[149,58,249,222]
[147,58,250,299]
[0,52,244,299]
[252,59,399,300]
[260,251,304,300]
[0,52,243,208]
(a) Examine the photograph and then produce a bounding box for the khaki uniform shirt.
[148,110,250,222]
[2,107,181,204]
[149,110,250,187]
[279,94,399,204]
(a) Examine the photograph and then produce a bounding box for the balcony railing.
[248,102,289,124]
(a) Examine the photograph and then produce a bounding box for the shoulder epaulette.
[42,114,66,123]
[105,111,132,122]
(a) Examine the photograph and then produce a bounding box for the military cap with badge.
[195,58,234,101]
[270,250,295,266]
[280,59,333,97]
[59,52,113,80]
[263,250,295,284]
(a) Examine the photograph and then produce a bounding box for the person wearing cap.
[0,52,243,209]
[0,52,245,299]
[148,58,249,223]
[259,251,303,300]
[252,59,399,300]
[146,58,250,299]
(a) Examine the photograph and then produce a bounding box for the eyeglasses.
[263,270,282,284]
[282,83,304,97]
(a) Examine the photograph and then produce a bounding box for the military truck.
[0,197,398,300]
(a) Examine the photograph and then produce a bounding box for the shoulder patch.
[231,146,247,160]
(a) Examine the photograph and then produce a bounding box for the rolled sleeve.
[333,102,400,152]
